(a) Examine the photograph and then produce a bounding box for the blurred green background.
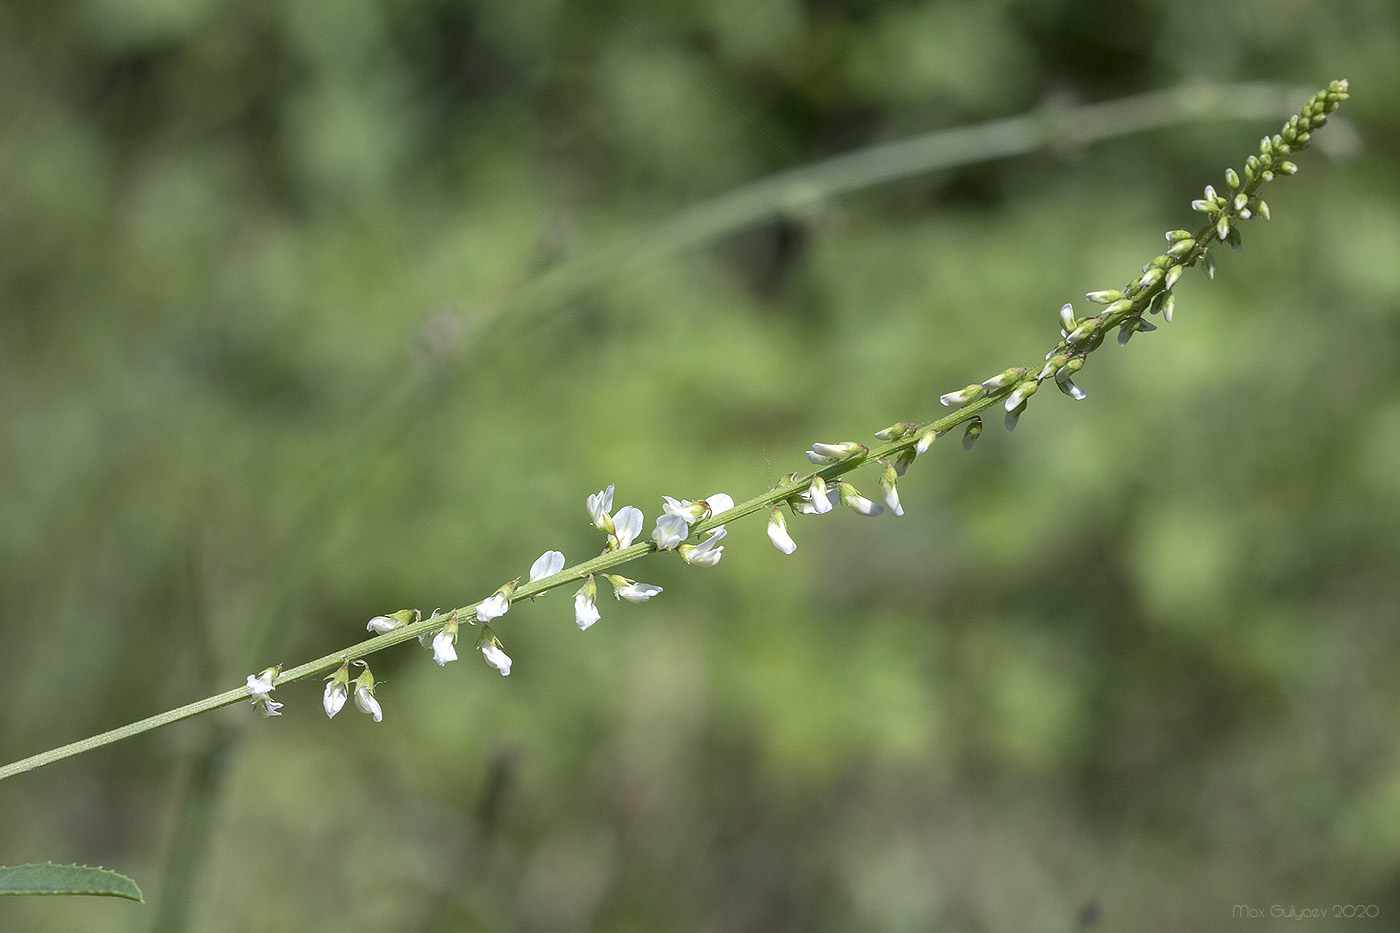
[2,0,1398,930]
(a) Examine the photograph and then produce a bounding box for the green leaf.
[0,863,143,901]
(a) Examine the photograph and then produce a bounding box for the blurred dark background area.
[3,0,1399,929]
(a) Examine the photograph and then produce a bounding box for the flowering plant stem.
[0,80,1348,784]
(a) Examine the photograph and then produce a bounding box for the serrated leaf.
[0,863,143,901]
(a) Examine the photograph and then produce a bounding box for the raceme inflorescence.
[0,80,1348,782]
[245,80,1351,723]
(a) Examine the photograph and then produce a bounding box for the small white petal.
[612,506,644,548]
[354,687,383,722]
[323,682,348,719]
[704,493,734,515]
[651,512,690,549]
[682,528,727,567]
[574,592,601,630]
[767,511,797,554]
[256,699,283,718]
[1059,303,1076,331]
[587,484,615,528]
[481,642,512,676]
[366,615,400,635]
[431,629,458,666]
[838,482,884,517]
[529,550,566,582]
[803,476,836,514]
[618,583,663,604]
[881,482,904,518]
[246,673,274,698]
[477,594,510,622]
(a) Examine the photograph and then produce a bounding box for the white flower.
[610,505,644,549]
[477,594,509,621]
[916,429,937,456]
[574,577,601,630]
[799,475,836,515]
[879,464,904,517]
[366,616,398,634]
[481,638,512,676]
[606,574,662,604]
[352,662,382,721]
[652,512,690,549]
[529,550,566,582]
[323,663,350,719]
[476,581,518,622]
[767,508,796,554]
[587,484,616,531]
[247,669,276,699]
[680,528,727,567]
[618,582,663,603]
[354,685,382,722]
[430,621,459,666]
[367,609,417,635]
[247,667,282,717]
[662,495,701,521]
[837,481,884,517]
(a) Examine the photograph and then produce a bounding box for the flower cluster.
[929,81,1349,437]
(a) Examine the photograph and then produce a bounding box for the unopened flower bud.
[963,417,983,449]
[939,384,984,407]
[874,422,917,440]
[1059,302,1076,332]
[806,441,866,464]
[1005,380,1038,411]
[837,481,883,517]
[981,367,1026,391]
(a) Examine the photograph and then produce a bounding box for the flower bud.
[963,417,983,449]
[874,422,917,440]
[981,367,1026,391]
[939,385,984,407]
[836,481,883,517]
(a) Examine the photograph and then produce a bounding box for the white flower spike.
[680,528,727,567]
[767,508,797,554]
[575,576,601,631]
[246,666,283,718]
[529,550,566,582]
[323,662,350,719]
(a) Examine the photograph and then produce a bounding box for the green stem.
[0,81,1346,784]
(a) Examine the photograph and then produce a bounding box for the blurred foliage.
[2,0,1398,930]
